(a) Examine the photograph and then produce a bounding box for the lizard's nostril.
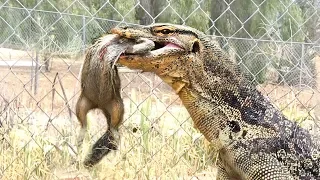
[192,41,200,53]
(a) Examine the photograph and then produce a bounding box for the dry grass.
[0,88,217,180]
[0,64,218,179]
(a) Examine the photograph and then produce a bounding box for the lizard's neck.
[173,50,281,144]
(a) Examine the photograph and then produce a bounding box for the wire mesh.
[0,0,319,179]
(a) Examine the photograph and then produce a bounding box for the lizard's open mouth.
[154,41,183,51]
[111,30,185,57]
[123,40,185,57]
[149,41,184,54]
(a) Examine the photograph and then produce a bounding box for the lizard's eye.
[157,29,174,34]
[161,29,173,34]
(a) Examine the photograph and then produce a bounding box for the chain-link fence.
[0,0,319,179]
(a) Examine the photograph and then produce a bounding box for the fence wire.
[0,0,320,179]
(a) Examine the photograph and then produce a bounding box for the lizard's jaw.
[111,31,186,72]
[117,46,185,73]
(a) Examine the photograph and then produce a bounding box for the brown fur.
[75,34,124,167]
[76,34,155,167]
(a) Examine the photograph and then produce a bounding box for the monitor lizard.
[111,23,320,179]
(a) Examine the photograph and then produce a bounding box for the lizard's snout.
[111,28,129,38]
[111,25,146,39]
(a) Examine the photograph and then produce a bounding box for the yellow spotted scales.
[111,23,320,179]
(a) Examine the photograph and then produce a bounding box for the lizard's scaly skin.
[111,23,320,179]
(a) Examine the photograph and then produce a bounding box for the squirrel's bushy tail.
[83,129,117,167]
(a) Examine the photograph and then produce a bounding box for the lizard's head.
[111,23,210,93]
[112,23,203,56]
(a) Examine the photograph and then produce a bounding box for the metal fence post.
[300,44,305,88]
[34,51,39,95]
[30,51,34,92]
[82,15,86,53]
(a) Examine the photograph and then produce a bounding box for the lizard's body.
[111,23,319,179]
